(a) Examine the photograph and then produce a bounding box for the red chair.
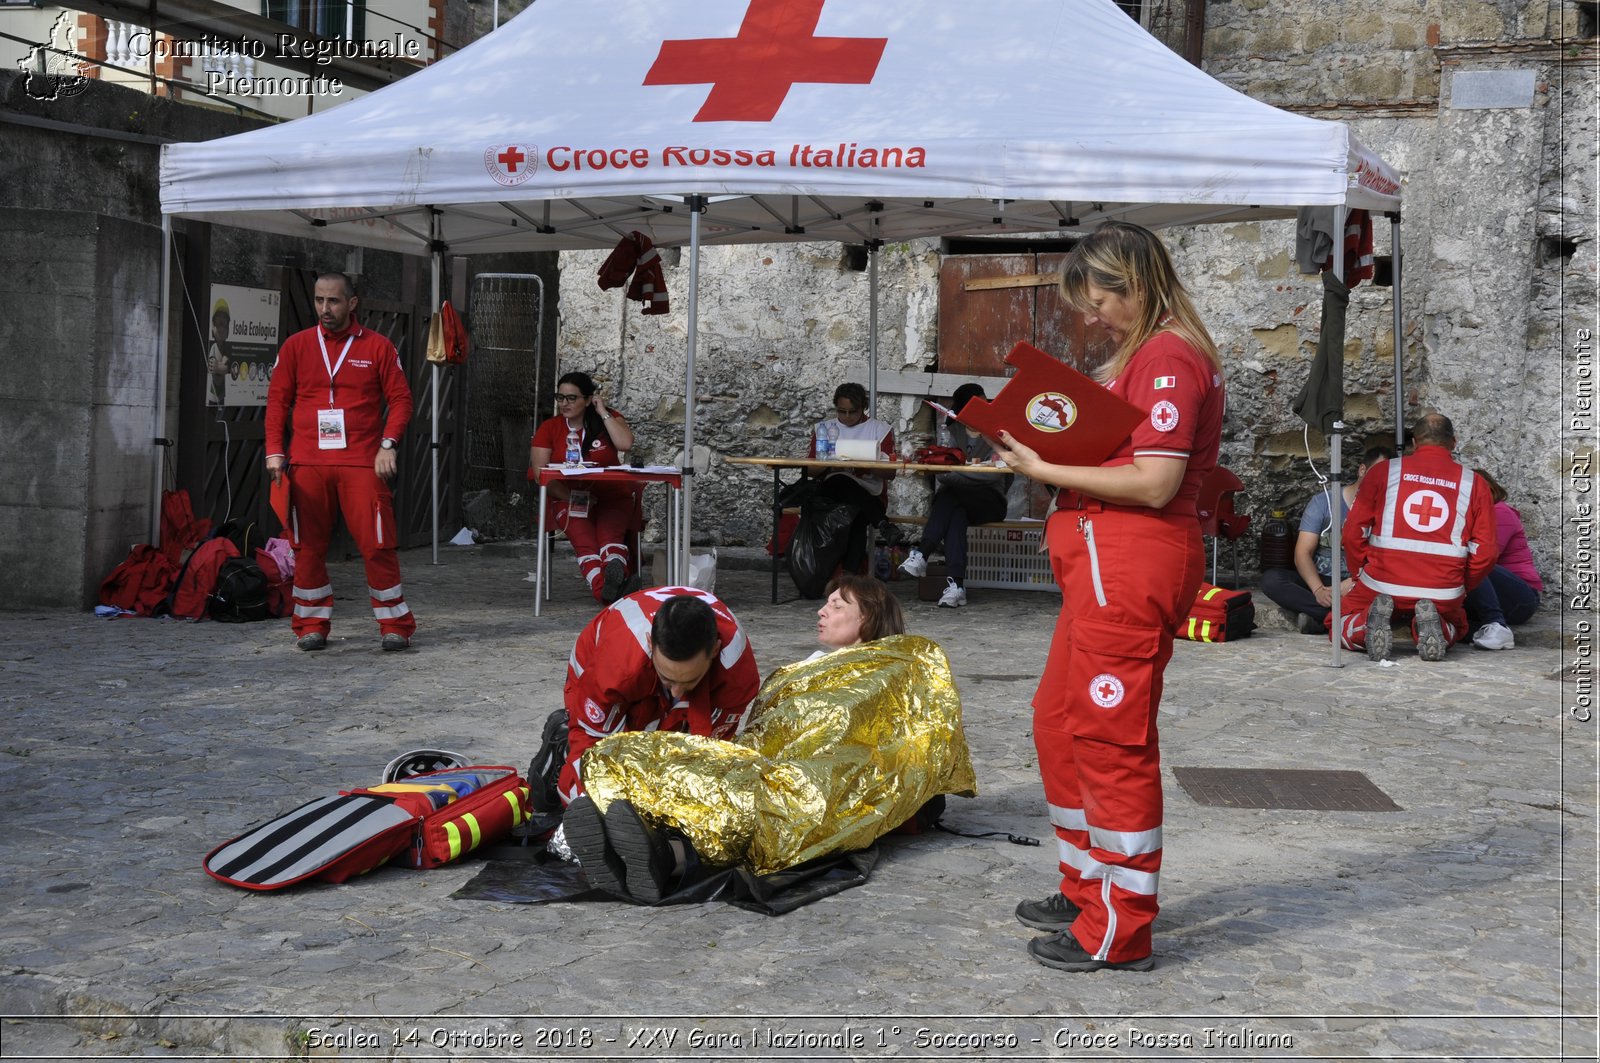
[1197,466,1250,587]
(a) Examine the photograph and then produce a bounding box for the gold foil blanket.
[580,635,977,876]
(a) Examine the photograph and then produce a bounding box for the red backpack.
[99,545,180,616]
[159,489,211,563]
[168,538,240,620]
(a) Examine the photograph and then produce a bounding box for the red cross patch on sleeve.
[1150,400,1180,432]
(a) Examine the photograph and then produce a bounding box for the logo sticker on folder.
[947,342,1144,466]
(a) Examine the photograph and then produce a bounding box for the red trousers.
[1335,582,1466,651]
[287,464,415,638]
[1033,506,1201,963]
[551,484,640,601]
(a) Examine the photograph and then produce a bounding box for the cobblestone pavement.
[0,544,1594,1062]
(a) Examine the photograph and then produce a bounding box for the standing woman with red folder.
[991,222,1224,973]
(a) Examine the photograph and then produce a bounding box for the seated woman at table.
[565,573,976,903]
[899,382,1013,608]
[529,371,640,604]
[810,382,896,575]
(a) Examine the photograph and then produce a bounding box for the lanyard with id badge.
[316,331,354,449]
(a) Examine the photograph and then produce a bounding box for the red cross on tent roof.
[644,0,887,122]
[497,147,525,173]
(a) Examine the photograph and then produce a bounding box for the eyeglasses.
[554,393,584,403]
[834,406,860,417]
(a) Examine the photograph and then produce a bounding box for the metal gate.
[466,273,545,492]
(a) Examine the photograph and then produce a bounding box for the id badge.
[317,408,348,450]
[568,488,591,519]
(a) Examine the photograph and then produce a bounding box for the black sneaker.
[381,633,409,652]
[1365,594,1394,661]
[600,559,628,604]
[296,632,328,652]
[1027,931,1154,973]
[1015,892,1082,931]
[1295,612,1326,635]
[1413,599,1448,662]
[564,796,629,899]
[603,799,680,904]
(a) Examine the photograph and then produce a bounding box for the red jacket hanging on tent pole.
[597,231,670,315]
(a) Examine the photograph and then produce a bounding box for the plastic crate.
[964,524,1056,591]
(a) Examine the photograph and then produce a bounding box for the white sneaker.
[937,578,968,608]
[899,548,928,578]
[1472,621,1514,651]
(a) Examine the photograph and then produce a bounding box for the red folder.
[945,342,1144,466]
[270,469,292,529]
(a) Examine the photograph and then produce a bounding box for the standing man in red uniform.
[555,587,759,809]
[1337,412,1496,661]
[265,272,417,652]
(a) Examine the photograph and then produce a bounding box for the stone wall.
[0,210,163,607]
[0,68,429,607]
[553,1,1596,590]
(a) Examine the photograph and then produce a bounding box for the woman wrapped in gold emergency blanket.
[573,580,976,895]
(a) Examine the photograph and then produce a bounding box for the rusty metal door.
[937,252,1115,375]
[937,251,1118,517]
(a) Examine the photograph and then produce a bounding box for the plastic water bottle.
[825,422,839,458]
[936,419,953,448]
[565,429,582,465]
[1259,510,1294,571]
[816,423,832,460]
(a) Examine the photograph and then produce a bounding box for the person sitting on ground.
[564,574,976,903]
[810,382,896,576]
[1260,445,1393,634]
[1462,467,1542,651]
[529,371,641,604]
[899,383,1013,608]
[1338,412,1497,662]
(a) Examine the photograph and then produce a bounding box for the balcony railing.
[103,19,257,88]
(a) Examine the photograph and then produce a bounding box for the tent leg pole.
[868,244,879,415]
[1329,423,1345,668]
[430,219,442,566]
[681,198,705,582]
[151,215,173,546]
[1390,214,1404,450]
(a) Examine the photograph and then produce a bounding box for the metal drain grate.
[1173,767,1402,812]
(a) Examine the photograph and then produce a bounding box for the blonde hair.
[1058,221,1221,383]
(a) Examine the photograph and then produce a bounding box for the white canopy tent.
[159,0,1403,621]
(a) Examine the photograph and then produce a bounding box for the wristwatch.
[380,438,396,450]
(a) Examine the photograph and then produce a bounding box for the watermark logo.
[20,13,90,101]
[485,144,538,186]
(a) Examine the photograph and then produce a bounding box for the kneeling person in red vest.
[265,272,417,652]
[1337,413,1497,662]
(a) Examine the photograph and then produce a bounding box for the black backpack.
[208,556,271,622]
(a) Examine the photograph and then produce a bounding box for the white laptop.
[835,437,883,461]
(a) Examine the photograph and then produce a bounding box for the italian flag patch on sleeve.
[1154,375,1176,389]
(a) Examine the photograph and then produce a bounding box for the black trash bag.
[788,491,857,599]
